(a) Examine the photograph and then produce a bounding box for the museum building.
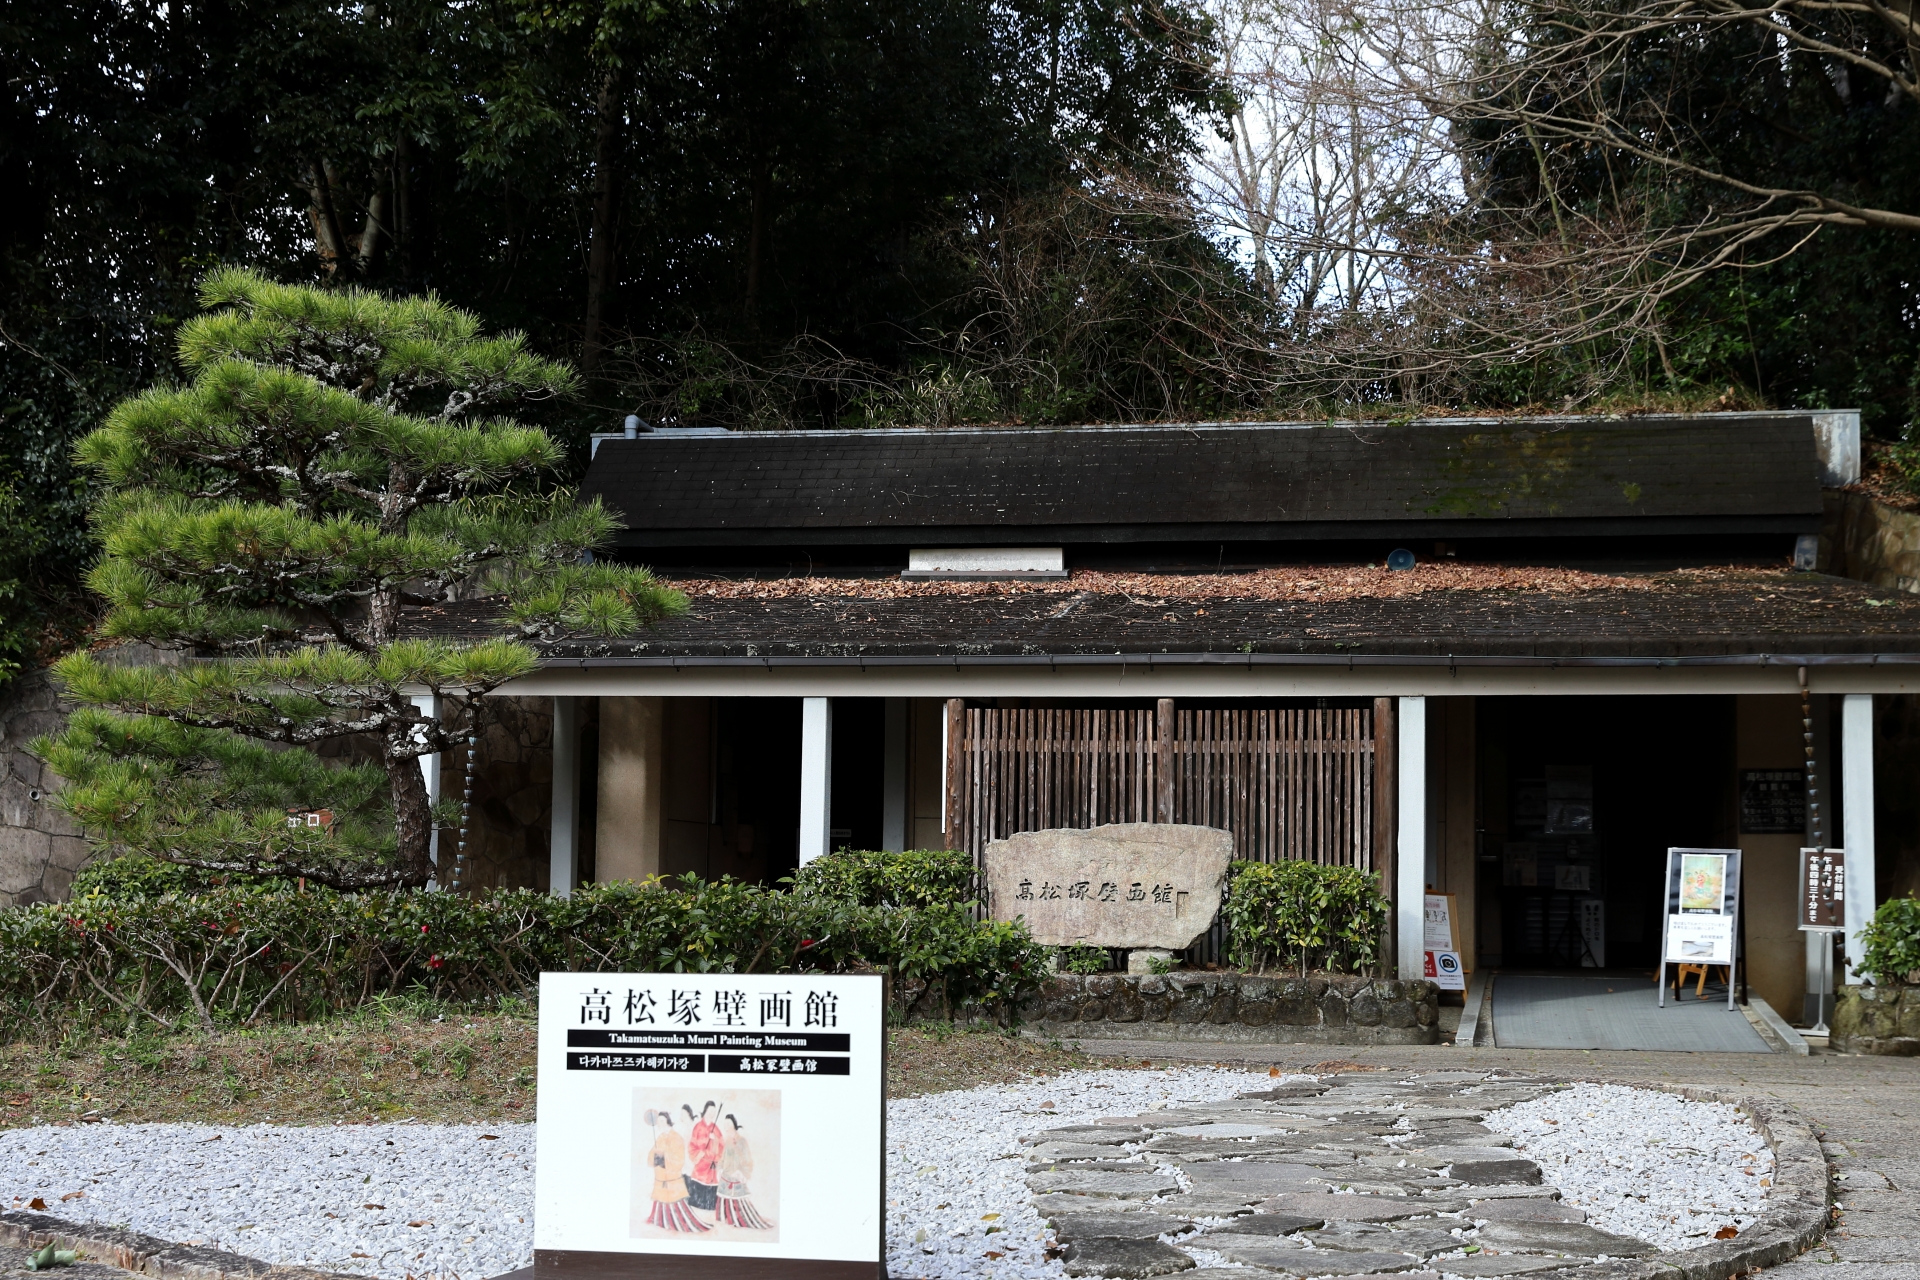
[437,411,1920,1031]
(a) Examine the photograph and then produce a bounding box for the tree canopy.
[35,271,683,887]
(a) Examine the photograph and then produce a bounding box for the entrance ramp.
[1491,971,1772,1052]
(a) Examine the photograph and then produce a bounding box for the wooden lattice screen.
[944,701,1378,869]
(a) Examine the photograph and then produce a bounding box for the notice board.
[534,971,886,1280]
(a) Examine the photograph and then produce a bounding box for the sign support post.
[1797,848,1846,1038]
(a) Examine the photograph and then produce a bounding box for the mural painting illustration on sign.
[632,1089,781,1242]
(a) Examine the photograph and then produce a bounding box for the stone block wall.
[1832,981,1920,1055]
[1822,490,1920,594]
[1025,971,1439,1044]
[458,695,555,893]
[0,670,91,905]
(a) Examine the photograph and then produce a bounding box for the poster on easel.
[1658,847,1741,1009]
[1422,893,1466,990]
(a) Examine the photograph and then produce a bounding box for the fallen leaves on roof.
[670,562,1647,602]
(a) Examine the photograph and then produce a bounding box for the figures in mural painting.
[643,1109,710,1233]
[715,1113,773,1230]
[683,1101,723,1212]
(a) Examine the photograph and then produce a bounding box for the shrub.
[1056,943,1110,975]
[0,871,1049,1035]
[789,847,978,909]
[1221,859,1389,975]
[1859,895,1920,984]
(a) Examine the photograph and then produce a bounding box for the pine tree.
[35,270,683,888]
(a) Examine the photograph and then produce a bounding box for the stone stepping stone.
[1236,1086,1333,1101]
[1031,1160,1161,1174]
[1034,1142,1147,1161]
[1062,1237,1197,1278]
[1202,1213,1326,1236]
[1311,1225,1461,1258]
[1186,1163,1340,1198]
[1401,1113,1497,1128]
[1470,1201,1585,1225]
[1051,1213,1196,1242]
[1039,1126,1151,1145]
[1029,1169,1184,1199]
[1471,1221,1655,1258]
[1328,1181,1451,1198]
[1036,1194,1151,1218]
[1187,1269,1300,1280]
[1429,1151,1542,1185]
[1167,1122,1303,1139]
[1195,1237,1426,1275]
[1146,1198,1260,1220]
[1460,1186,1562,1201]
[1257,1194,1466,1222]
[1431,1256,1571,1276]
[1360,1154,1455,1171]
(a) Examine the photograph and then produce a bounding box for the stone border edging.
[1474,1079,1829,1280]
[0,1210,352,1280]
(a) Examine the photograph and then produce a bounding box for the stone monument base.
[1026,971,1439,1045]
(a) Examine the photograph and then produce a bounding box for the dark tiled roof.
[421,572,1920,662]
[581,416,1826,548]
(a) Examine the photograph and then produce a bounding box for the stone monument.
[982,823,1233,952]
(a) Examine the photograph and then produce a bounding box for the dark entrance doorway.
[1476,696,1735,970]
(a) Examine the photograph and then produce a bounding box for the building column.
[597,696,664,882]
[882,697,908,852]
[1842,694,1878,981]
[1397,696,1428,981]
[550,696,578,897]
[799,696,833,864]
[410,692,441,887]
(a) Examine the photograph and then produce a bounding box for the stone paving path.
[1058,1040,1919,1280]
[1028,1071,1666,1279]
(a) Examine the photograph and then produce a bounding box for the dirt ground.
[0,1015,1125,1128]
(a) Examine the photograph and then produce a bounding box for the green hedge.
[1860,895,1920,984]
[1220,859,1389,975]
[787,847,978,909]
[0,861,1047,1035]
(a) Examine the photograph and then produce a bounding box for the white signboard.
[1664,914,1735,965]
[534,972,885,1279]
[1423,949,1466,990]
[1422,894,1457,952]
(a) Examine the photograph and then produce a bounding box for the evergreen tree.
[35,270,683,888]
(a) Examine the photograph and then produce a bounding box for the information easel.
[1657,847,1742,1010]
[1797,848,1846,1037]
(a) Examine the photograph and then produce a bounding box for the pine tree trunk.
[388,739,437,887]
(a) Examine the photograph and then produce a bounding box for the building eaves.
[412,570,1920,664]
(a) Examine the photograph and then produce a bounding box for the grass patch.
[0,1002,1120,1126]
[0,994,537,1128]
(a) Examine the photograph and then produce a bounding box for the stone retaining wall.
[1822,489,1920,594]
[0,668,90,906]
[1831,981,1920,1055]
[1027,971,1440,1044]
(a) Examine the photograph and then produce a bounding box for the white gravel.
[885,1065,1280,1280]
[0,1073,1778,1280]
[1,1122,535,1279]
[1481,1082,1775,1249]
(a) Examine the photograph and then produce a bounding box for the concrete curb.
[1472,1079,1831,1280]
[0,1210,353,1280]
